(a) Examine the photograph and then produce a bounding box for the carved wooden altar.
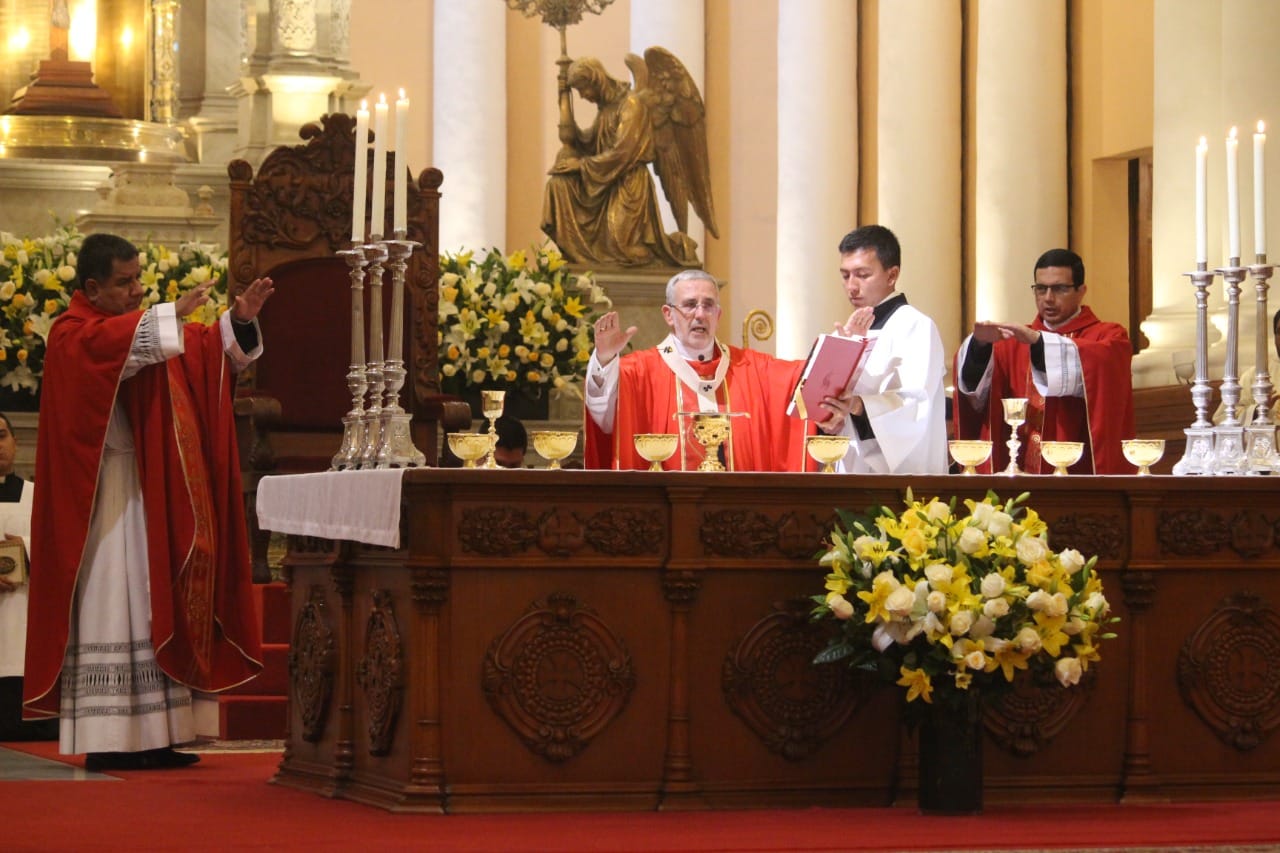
[269,471,1280,812]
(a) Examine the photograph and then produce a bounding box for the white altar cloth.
[256,469,406,548]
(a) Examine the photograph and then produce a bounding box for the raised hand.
[231,276,276,323]
[592,311,638,366]
[836,307,874,337]
[174,280,215,318]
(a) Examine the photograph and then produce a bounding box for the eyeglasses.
[1030,284,1081,297]
[667,299,720,317]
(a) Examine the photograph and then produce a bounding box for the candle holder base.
[1245,424,1279,474]
[377,409,427,469]
[1172,426,1215,476]
[332,413,367,471]
[1211,425,1246,475]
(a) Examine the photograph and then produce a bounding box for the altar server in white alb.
[815,225,949,474]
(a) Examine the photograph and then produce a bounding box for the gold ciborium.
[480,389,506,469]
[805,435,850,473]
[447,433,493,469]
[1001,397,1029,475]
[634,433,678,471]
[948,439,993,475]
[530,430,578,470]
[1121,439,1165,475]
[690,413,731,472]
[1040,441,1084,476]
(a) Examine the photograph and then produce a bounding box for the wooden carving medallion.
[482,592,635,762]
[1177,591,1280,750]
[722,599,866,760]
[289,585,336,743]
[985,667,1096,757]
[355,589,405,756]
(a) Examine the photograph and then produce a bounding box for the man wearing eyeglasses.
[954,248,1134,474]
[583,269,813,471]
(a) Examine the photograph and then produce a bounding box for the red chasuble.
[23,293,262,718]
[954,306,1135,475]
[584,344,814,472]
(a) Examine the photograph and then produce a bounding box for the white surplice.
[0,479,33,678]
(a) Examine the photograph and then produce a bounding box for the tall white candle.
[393,89,409,235]
[1227,126,1241,261]
[1255,120,1267,258]
[1196,137,1208,265]
[351,101,369,243]
[371,93,389,238]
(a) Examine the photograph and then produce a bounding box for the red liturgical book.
[787,334,876,420]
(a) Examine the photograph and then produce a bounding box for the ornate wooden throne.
[226,113,469,576]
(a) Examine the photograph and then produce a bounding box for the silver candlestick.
[1173,264,1217,475]
[332,245,369,470]
[359,240,388,468]
[1212,260,1247,473]
[376,232,426,468]
[1245,256,1275,474]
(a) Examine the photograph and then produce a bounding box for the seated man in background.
[493,415,528,469]
[0,413,56,740]
[954,248,1134,474]
[583,269,819,471]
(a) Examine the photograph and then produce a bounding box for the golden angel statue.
[541,47,720,268]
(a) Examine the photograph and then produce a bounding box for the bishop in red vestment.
[954,249,1135,475]
[23,233,274,770]
[584,270,816,472]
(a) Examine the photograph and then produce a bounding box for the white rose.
[964,650,987,671]
[0,281,15,300]
[1026,589,1051,612]
[828,594,854,621]
[1085,592,1110,616]
[927,590,947,613]
[957,527,988,555]
[16,250,28,265]
[969,501,994,527]
[1063,616,1086,636]
[988,511,1013,537]
[924,563,953,587]
[56,264,75,282]
[983,598,1010,619]
[441,364,457,377]
[1015,626,1042,653]
[1044,592,1069,619]
[884,585,916,619]
[471,369,486,383]
[949,610,974,636]
[158,259,171,273]
[33,268,53,286]
[1059,548,1085,572]
[925,499,951,522]
[1055,656,1083,687]
[980,573,1006,599]
[1016,535,1050,566]
[533,282,552,297]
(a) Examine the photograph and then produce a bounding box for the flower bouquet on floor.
[811,490,1117,813]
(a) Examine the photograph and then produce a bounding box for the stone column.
[180,0,246,165]
[972,0,1068,324]
[775,0,858,359]
[433,0,507,253]
[874,0,963,362]
[631,0,707,260]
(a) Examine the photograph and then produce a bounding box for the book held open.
[787,334,876,420]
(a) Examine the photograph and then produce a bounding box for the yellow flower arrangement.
[813,490,1116,709]
[438,245,608,403]
[0,223,228,400]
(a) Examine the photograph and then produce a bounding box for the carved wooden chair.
[226,113,470,578]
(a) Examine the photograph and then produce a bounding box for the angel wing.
[627,47,720,239]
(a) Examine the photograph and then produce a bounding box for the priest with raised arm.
[24,233,274,771]
[583,269,821,471]
[953,248,1134,474]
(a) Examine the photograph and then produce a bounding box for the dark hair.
[495,415,527,452]
[76,233,139,292]
[1273,306,1279,333]
[838,225,901,271]
[1034,248,1085,287]
[0,412,13,434]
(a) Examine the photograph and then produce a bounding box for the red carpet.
[5,741,1280,852]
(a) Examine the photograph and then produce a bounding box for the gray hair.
[665,269,720,305]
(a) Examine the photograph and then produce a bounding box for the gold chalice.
[530,430,578,470]
[948,439,993,475]
[634,433,678,471]
[1040,441,1084,476]
[1121,439,1165,475]
[1000,397,1029,475]
[805,435,850,473]
[480,389,506,469]
[691,413,731,472]
[447,433,493,469]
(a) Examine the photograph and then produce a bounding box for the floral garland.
[0,223,228,398]
[813,490,1117,709]
[438,245,608,402]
